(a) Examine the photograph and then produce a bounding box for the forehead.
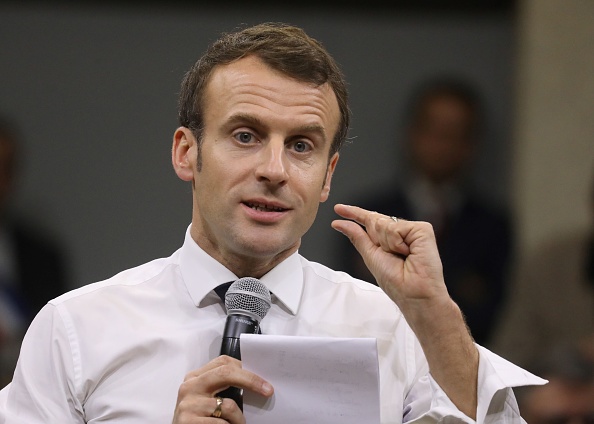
[203,56,340,138]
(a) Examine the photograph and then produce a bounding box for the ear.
[172,127,196,182]
[320,152,339,203]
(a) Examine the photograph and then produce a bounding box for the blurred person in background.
[519,341,594,424]
[492,166,594,369]
[340,78,513,345]
[0,115,69,385]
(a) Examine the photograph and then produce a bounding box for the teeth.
[247,202,284,212]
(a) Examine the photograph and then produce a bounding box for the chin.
[235,237,297,259]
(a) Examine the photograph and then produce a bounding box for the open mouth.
[244,201,287,212]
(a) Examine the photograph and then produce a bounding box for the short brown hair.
[178,23,349,160]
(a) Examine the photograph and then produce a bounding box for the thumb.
[331,219,376,258]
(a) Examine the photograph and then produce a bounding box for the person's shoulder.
[298,256,406,330]
[49,254,178,307]
[299,255,389,297]
[523,231,590,275]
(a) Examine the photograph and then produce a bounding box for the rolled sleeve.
[473,345,546,423]
[404,345,546,423]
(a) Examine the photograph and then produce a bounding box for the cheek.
[200,146,236,183]
[298,168,330,202]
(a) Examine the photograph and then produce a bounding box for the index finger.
[334,203,379,227]
[183,355,242,382]
[334,203,412,257]
[183,356,273,397]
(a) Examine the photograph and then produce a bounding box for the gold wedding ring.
[212,396,223,418]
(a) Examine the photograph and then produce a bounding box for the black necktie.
[214,282,233,303]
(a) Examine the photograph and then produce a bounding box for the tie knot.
[213,282,233,303]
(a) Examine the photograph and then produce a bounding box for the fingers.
[182,354,239,382]
[173,355,273,424]
[375,216,412,256]
[183,355,273,397]
[332,204,411,256]
[174,395,243,424]
[333,203,373,226]
[331,217,378,255]
[333,203,447,310]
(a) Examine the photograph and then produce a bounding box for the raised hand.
[332,203,478,419]
[331,203,450,312]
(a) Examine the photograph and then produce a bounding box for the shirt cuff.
[425,344,547,423]
[474,344,546,422]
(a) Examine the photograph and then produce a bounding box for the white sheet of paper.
[241,334,380,424]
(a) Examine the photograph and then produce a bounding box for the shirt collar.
[259,251,303,315]
[178,227,304,315]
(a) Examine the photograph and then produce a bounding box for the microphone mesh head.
[225,277,272,322]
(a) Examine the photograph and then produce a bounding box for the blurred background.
[1,0,593,394]
[0,0,521,285]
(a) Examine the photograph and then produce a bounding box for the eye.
[234,132,254,144]
[292,140,311,153]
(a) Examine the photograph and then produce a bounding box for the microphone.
[218,277,272,410]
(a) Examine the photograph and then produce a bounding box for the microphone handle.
[217,314,260,411]
[218,336,243,409]
[217,386,243,411]
[220,336,242,360]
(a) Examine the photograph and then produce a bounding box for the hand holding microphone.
[218,278,272,409]
[172,278,273,424]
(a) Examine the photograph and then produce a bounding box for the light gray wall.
[0,4,515,287]
[514,0,594,257]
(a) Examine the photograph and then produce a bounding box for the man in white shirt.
[0,23,543,423]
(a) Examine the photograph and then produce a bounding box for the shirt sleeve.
[0,304,85,423]
[403,344,547,423]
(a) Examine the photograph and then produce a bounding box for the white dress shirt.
[0,228,544,423]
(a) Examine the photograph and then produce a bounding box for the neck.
[190,227,299,279]
[221,250,295,279]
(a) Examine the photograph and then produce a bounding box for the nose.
[255,138,289,185]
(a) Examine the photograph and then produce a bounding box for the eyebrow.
[225,113,267,131]
[294,123,328,143]
[224,113,328,143]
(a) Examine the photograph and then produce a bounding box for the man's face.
[175,56,340,275]
[409,95,475,183]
